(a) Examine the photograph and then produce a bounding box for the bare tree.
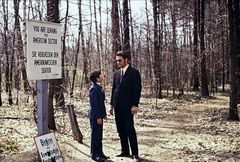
[79,0,89,87]
[199,0,209,96]
[192,0,200,91]
[122,0,130,58]
[2,0,13,105]
[61,0,69,84]
[22,0,30,93]
[93,0,102,70]
[47,0,65,130]
[99,0,104,74]
[13,0,30,105]
[70,0,81,98]
[218,0,226,92]
[152,0,163,98]
[228,0,239,120]
[145,0,153,93]
[111,0,121,71]
[170,1,178,98]
[128,0,136,67]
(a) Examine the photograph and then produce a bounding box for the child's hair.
[89,70,101,83]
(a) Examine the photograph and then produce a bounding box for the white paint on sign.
[35,132,63,162]
[27,20,62,80]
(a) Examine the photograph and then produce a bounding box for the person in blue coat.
[88,71,108,162]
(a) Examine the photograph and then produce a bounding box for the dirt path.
[0,94,240,162]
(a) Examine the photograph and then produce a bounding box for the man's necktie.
[120,70,123,82]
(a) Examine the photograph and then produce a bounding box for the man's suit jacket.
[89,83,106,119]
[110,66,142,112]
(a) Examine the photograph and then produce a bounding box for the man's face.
[116,56,127,68]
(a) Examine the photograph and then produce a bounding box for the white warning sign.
[27,20,62,80]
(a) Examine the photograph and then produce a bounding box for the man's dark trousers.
[115,105,138,156]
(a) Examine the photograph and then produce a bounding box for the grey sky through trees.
[63,0,149,39]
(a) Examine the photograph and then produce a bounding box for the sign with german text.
[27,20,62,80]
[35,132,63,162]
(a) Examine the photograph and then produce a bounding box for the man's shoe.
[101,154,109,159]
[133,155,140,162]
[116,152,131,157]
[91,156,105,162]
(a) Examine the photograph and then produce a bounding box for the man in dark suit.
[110,51,142,162]
[89,71,108,162]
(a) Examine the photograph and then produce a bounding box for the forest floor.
[0,90,240,162]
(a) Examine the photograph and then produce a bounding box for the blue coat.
[88,83,106,119]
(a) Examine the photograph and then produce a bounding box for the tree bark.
[70,0,81,98]
[129,0,136,67]
[122,0,130,58]
[22,0,30,93]
[93,0,102,71]
[192,0,200,91]
[47,0,65,130]
[111,0,121,71]
[200,0,209,96]
[228,0,239,120]
[145,0,153,93]
[171,1,178,98]
[79,0,89,86]
[67,105,83,143]
[2,0,13,105]
[152,0,163,99]
[61,0,69,85]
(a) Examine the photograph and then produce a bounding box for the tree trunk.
[129,0,136,67]
[99,0,104,74]
[122,0,130,58]
[111,0,121,71]
[70,0,81,98]
[14,0,30,105]
[233,0,240,103]
[22,0,30,93]
[200,0,209,96]
[145,0,153,93]
[152,0,162,99]
[67,105,83,143]
[13,0,21,91]
[192,0,200,91]
[47,0,63,130]
[93,0,102,71]
[61,0,69,85]
[104,0,111,86]
[79,0,89,87]
[228,0,239,120]
[218,0,226,92]
[2,0,13,105]
[171,1,178,98]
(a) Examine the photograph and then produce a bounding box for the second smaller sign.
[35,132,63,162]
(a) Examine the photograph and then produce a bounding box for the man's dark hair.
[116,51,129,59]
[90,70,101,83]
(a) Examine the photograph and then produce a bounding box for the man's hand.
[131,106,139,114]
[97,118,103,125]
[109,105,114,115]
[103,116,107,122]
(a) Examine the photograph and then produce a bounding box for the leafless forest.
[0,0,240,161]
